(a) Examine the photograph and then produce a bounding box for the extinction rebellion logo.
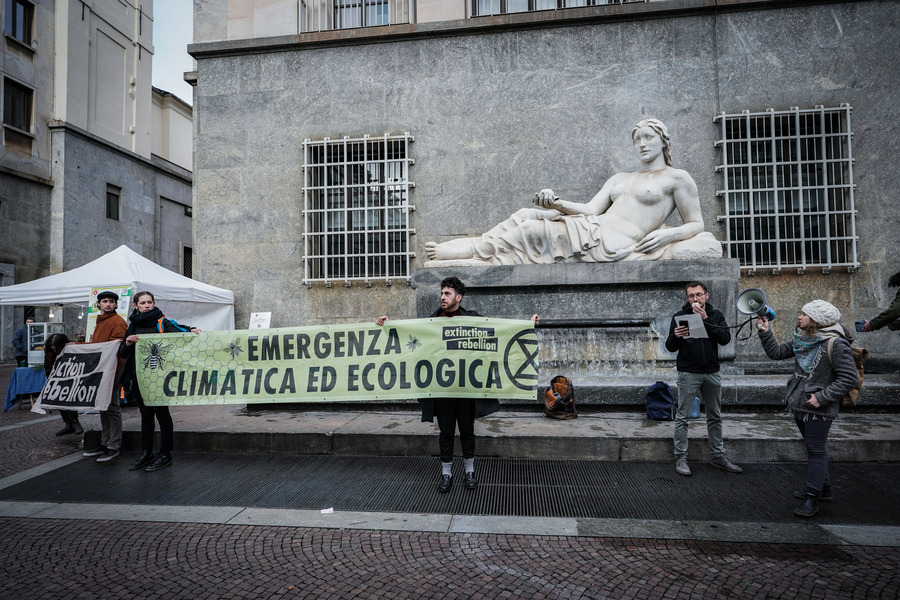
[442,325,498,352]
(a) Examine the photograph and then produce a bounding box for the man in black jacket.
[377,276,537,493]
[665,281,742,477]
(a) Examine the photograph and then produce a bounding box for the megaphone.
[736,288,776,321]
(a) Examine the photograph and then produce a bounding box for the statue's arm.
[533,187,607,216]
[634,170,704,253]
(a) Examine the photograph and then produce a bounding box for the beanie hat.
[801,300,841,327]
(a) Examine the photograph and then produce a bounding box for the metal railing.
[469,0,646,18]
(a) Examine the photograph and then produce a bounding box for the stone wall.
[49,126,193,274]
[190,0,900,363]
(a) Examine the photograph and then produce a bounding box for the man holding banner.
[82,291,127,463]
[377,276,539,493]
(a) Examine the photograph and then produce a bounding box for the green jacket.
[869,287,900,331]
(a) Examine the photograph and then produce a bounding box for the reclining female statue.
[424,118,720,265]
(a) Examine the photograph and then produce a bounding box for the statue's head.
[632,119,672,166]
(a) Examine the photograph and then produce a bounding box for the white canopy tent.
[0,245,235,331]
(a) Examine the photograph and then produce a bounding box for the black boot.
[793,493,818,517]
[128,450,155,471]
[71,418,83,435]
[56,411,75,436]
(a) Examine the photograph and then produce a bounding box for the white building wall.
[152,88,193,171]
[55,0,154,158]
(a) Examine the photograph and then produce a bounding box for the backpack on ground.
[646,381,675,421]
[544,375,577,419]
[826,337,868,407]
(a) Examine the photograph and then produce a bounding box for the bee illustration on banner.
[227,340,243,357]
[406,335,420,352]
[141,341,173,370]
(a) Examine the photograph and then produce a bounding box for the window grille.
[302,133,415,287]
[301,0,411,33]
[714,105,858,274]
[470,0,643,17]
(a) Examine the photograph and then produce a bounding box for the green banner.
[136,316,539,406]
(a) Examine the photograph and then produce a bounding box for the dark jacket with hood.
[665,301,731,373]
[419,305,501,422]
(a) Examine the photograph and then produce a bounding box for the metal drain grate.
[2,454,897,526]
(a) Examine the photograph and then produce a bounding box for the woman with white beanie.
[756,300,859,517]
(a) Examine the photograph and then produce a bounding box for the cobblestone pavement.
[2,517,897,600]
[2,364,899,599]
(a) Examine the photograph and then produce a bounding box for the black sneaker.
[438,474,452,493]
[793,489,833,502]
[96,449,120,463]
[145,453,173,472]
[83,445,107,457]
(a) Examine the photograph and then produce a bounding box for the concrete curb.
[1,500,896,547]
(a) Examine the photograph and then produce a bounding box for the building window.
[714,105,858,274]
[302,133,415,286]
[2,78,33,132]
[183,246,193,278]
[302,0,409,33]
[470,0,638,17]
[334,0,389,28]
[106,184,121,220]
[3,0,34,46]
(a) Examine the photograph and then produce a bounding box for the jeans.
[674,371,725,457]
[99,386,123,451]
[433,398,476,463]
[794,412,833,495]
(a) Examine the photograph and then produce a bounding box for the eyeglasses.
[687,293,708,300]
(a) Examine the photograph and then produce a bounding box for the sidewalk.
[2,365,899,598]
[94,403,900,464]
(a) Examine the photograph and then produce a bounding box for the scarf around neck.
[128,306,165,329]
[792,325,842,373]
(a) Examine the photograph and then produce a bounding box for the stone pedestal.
[413,260,741,385]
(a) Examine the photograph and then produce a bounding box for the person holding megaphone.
[756,300,858,518]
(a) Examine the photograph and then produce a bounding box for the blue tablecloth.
[4,367,46,411]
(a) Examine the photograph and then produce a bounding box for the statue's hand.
[533,189,561,209]
[635,229,677,253]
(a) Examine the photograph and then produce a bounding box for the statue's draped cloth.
[473,208,670,264]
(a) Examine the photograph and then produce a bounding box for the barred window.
[714,105,858,274]
[471,0,642,17]
[302,0,410,33]
[302,133,415,287]
[334,0,389,28]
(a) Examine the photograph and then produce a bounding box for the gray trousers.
[100,386,123,451]
[673,371,725,458]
